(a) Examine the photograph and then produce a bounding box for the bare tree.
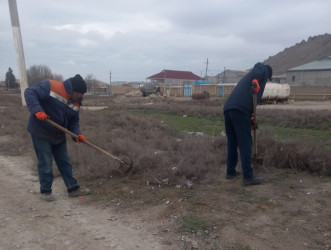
[26,65,63,86]
[53,74,63,82]
[84,74,94,90]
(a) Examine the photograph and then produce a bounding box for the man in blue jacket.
[223,63,272,186]
[25,74,91,201]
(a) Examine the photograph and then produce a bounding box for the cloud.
[77,39,98,48]
[1,0,331,82]
[63,60,76,65]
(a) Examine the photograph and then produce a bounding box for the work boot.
[68,188,91,198]
[40,193,55,202]
[226,171,241,180]
[243,176,263,186]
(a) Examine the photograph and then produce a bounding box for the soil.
[0,152,162,249]
[0,100,330,250]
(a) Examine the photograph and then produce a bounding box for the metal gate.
[218,86,223,97]
[183,84,192,97]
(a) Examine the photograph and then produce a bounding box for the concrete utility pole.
[8,0,28,106]
[109,70,112,95]
[223,66,226,83]
[205,58,209,79]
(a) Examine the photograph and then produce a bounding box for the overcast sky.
[1,0,330,83]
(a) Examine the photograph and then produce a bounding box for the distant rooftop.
[288,56,331,71]
[147,70,203,80]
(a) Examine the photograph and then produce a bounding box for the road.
[259,100,331,110]
[0,152,163,250]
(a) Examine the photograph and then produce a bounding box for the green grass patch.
[180,215,208,232]
[270,126,331,147]
[130,110,331,148]
[120,177,130,184]
[131,110,224,136]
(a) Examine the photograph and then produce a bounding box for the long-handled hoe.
[252,93,263,165]
[45,119,133,173]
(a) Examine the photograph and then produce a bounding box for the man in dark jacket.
[223,63,272,186]
[25,74,91,201]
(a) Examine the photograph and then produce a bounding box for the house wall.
[287,70,331,86]
[221,85,236,97]
[162,86,183,97]
[192,85,219,96]
[289,86,331,100]
[112,85,134,94]
[217,71,247,83]
[149,78,197,86]
[162,84,331,101]
[162,84,235,97]
[164,79,196,86]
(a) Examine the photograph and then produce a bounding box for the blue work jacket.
[24,78,82,144]
[223,62,269,117]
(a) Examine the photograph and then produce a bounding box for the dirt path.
[0,153,163,250]
[259,100,331,111]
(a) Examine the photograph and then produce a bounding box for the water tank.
[262,82,290,102]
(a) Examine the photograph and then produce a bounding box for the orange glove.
[252,79,260,94]
[35,111,48,120]
[75,134,86,143]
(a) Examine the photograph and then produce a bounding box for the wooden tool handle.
[252,93,257,157]
[45,119,125,164]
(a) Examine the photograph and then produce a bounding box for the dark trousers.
[224,110,253,179]
[31,135,79,193]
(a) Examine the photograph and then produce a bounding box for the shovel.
[252,93,263,165]
[45,119,133,172]
[252,93,257,159]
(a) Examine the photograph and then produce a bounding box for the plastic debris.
[108,216,118,221]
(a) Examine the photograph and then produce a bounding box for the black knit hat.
[265,65,273,81]
[71,74,87,94]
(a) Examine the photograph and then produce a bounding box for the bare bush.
[69,110,225,184]
[0,93,330,188]
[259,129,331,175]
[27,65,63,86]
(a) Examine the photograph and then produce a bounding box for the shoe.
[226,171,241,180]
[41,193,55,202]
[243,176,263,186]
[68,188,91,198]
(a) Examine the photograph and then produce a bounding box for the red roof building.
[146,70,203,86]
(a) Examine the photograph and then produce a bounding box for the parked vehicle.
[140,85,161,97]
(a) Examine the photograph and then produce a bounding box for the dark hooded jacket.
[24,78,82,144]
[223,62,270,117]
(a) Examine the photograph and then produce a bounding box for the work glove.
[74,134,86,143]
[251,79,260,94]
[35,111,49,121]
[250,116,258,130]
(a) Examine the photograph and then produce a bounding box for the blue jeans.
[31,135,79,193]
[224,110,253,179]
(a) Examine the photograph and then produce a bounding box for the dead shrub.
[0,92,330,187]
[69,110,225,184]
[259,130,331,175]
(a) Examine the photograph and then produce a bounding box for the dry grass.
[259,108,331,130]
[1,92,330,249]
[259,129,331,176]
[0,93,330,185]
[71,109,225,183]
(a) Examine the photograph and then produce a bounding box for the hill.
[264,33,331,75]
